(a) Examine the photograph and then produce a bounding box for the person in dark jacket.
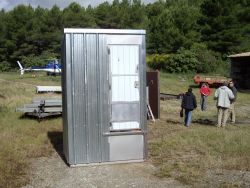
[228,80,237,124]
[181,88,197,127]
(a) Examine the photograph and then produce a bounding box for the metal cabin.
[62,28,147,166]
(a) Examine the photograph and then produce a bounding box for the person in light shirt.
[214,82,234,127]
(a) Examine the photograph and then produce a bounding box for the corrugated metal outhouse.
[61,28,147,166]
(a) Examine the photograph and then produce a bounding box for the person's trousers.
[217,107,229,127]
[184,109,192,127]
[229,102,235,123]
[200,95,208,111]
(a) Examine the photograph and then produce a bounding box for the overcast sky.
[0,0,156,11]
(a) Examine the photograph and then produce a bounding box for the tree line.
[0,0,249,73]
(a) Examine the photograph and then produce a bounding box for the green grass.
[149,72,250,186]
[0,72,62,188]
[0,71,250,187]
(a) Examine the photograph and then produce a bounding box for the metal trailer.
[16,98,62,119]
[193,74,231,86]
[62,28,147,166]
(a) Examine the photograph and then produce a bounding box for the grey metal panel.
[62,34,74,164]
[64,28,146,35]
[140,34,148,160]
[86,34,101,163]
[72,34,88,164]
[107,35,143,45]
[109,135,144,161]
[111,102,140,122]
[98,34,110,162]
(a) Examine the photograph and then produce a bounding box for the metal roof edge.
[64,28,146,35]
[228,52,250,58]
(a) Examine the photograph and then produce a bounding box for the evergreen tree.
[0,0,249,71]
[199,0,245,54]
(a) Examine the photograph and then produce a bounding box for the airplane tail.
[17,61,25,75]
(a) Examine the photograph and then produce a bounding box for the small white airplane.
[17,59,61,76]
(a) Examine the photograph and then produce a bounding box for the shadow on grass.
[193,118,216,126]
[238,89,250,94]
[166,119,183,125]
[19,114,62,122]
[47,131,68,165]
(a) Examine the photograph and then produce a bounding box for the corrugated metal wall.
[63,33,110,164]
[62,29,146,165]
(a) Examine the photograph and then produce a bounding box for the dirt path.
[23,152,188,188]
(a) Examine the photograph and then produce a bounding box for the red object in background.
[200,85,211,96]
[194,74,232,86]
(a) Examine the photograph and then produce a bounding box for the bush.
[167,48,198,73]
[147,43,222,73]
[146,50,199,73]
[0,61,11,72]
[21,51,58,68]
[22,56,47,68]
[190,43,219,73]
[146,54,170,70]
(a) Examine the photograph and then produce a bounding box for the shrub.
[190,43,219,73]
[21,51,58,68]
[167,48,198,73]
[0,61,11,72]
[146,54,170,70]
[147,43,222,73]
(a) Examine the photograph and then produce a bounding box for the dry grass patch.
[148,73,250,186]
[0,72,62,188]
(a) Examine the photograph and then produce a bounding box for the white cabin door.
[109,45,140,130]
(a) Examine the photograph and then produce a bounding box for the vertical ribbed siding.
[140,35,147,159]
[72,34,88,164]
[98,34,110,162]
[62,34,75,164]
[86,34,100,163]
[62,36,69,163]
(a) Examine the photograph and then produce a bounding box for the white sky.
[0,0,157,11]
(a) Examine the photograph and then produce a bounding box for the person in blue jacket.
[181,88,197,127]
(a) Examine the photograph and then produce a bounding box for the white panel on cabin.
[111,122,140,130]
[110,45,139,75]
[112,76,139,102]
[110,44,140,130]
[110,45,139,102]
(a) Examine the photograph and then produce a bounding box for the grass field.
[0,72,250,187]
[148,72,250,187]
[0,72,62,188]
